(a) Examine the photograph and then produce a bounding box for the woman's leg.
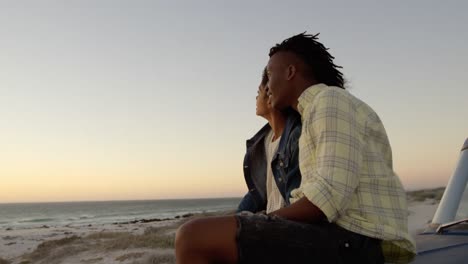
[175,216,238,264]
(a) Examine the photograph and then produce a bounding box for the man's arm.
[268,197,325,223]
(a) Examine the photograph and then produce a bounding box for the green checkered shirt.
[290,84,416,263]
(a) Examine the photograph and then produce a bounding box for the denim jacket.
[237,109,302,213]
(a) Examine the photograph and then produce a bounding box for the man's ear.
[286,65,296,81]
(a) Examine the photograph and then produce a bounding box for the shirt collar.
[297,83,328,115]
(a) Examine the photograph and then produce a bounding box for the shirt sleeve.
[299,90,362,222]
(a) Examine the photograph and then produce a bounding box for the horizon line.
[0,196,244,205]
[0,185,447,205]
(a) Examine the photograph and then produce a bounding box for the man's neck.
[291,80,318,111]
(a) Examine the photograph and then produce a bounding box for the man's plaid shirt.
[290,84,416,263]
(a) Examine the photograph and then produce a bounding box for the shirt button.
[279,162,284,167]
[345,243,350,248]
[278,178,283,182]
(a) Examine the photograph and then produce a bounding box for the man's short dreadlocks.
[269,32,345,89]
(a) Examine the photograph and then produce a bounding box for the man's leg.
[175,216,238,264]
[175,214,383,264]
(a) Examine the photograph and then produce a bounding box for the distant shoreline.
[406,187,445,202]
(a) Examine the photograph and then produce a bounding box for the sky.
[0,1,467,203]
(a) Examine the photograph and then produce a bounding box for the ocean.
[0,198,241,229]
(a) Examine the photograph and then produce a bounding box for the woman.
[237,67,302,214]
[175,68,302,263]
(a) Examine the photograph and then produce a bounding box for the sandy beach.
[0,217,183,264]
[1,197,440,264]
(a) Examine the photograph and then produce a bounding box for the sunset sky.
[1,1,467,203]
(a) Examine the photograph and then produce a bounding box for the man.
[175,33,416,264]
[263,32,416,263]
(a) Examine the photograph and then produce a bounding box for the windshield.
[431,140,468,226]
[455,182,468,220]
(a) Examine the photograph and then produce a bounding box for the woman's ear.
[265,87,271,100]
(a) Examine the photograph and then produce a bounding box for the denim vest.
[237,109,302,213]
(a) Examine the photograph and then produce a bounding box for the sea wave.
[66,215,94,221]
[18,218,55,223]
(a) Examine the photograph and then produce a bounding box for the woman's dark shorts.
[234,214,384,264]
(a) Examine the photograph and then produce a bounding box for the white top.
[265,130,285,214]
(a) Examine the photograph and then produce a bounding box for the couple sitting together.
[175,33,416,264]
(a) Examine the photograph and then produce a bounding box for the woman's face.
[256,83,272,117]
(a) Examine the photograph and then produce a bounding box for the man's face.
[266,52,292,110]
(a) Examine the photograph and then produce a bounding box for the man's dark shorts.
[234,214,384,264]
